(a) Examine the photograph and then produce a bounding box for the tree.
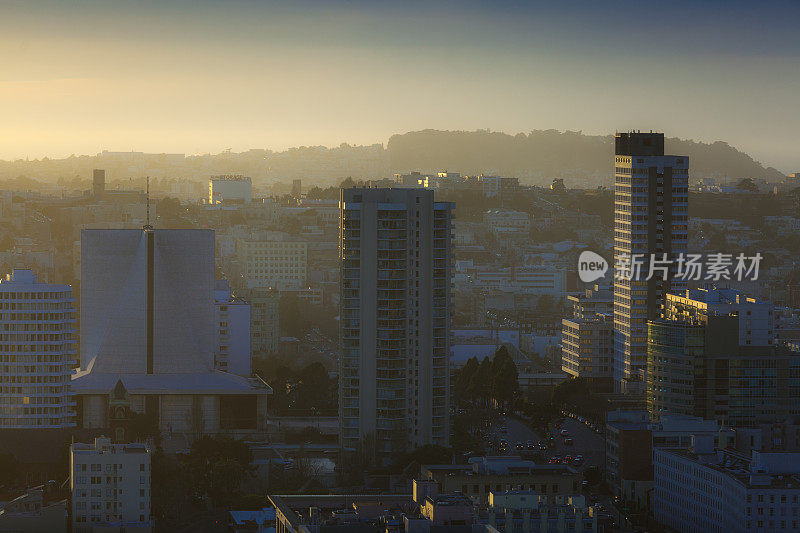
[552,377,590,407]
[551,178,567,193]
[156,196,183,219]
[0,452,21,487]
[0,233,14,252]
[737,178,758,192]
[208,457,246,507]
[491,347,520,409]
[471,357,493,407]
[296,362,333,411]
[454,357,480,404]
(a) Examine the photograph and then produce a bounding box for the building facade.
[235,233,307,291]
[0,269,76,428]
[654,440,800,533]
[241,287,280,356]
[208,175,252,205]
[70,437,152,532]
[647,289,798,426]
[74,229,271,439]
[613,132,689,393]
[214,280,251,376]
[339,188,453,459]
[561,314,613,390]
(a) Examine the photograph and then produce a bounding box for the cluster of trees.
[551,377,608,424]
[253,360,337,415]
[453,346,520,409]
[279,292,337,339]
[151,436,255,527]
[387,129,785,184]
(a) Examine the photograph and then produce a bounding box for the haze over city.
[3,2,800,533]
[2,0,799,171]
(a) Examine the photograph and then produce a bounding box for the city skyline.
[1,0,799,171]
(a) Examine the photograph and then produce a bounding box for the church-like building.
[72,228,271,441]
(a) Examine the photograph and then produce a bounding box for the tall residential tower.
[339,188,453,460]
[613,132,689,393]
[0,270,76,428]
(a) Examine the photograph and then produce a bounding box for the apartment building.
[214,280,251,376]
[339,188,453,459]
[613,132,689,393]
[0,269,76,428]
[654,437,800,533]
[70,437,152,532]
[235,232,307,291]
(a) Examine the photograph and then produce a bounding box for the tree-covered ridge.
[387,129,785,182]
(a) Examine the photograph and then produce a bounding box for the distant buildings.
[339,188,453,459]
[483,209,531,239]
[393,171,519,198]
[0,269,76,429]
[235,232,308,291]
[208,175,252,205]
[613,132,689,393]
[70,437,151,532]
[654,436,800,533]
[92,169,105,199]
[214,280,251,376]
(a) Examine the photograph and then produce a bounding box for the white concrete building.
[0,269,76,428]
[613,132,689,393]
[73,229,271,439]
[470,268,566,297]
[214,280,251,376]
[208,175,252,205]
[70,437,152,532]
[654,438,800,533]
[235,232,307,291]
[561,314,613,387]
[241,287,280,356]
[483,209,531,236]
[664,287,775,347]
[339,188,453,459]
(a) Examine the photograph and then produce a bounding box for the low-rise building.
[0,487,67,533]
[605,410,719,509]
[654,437,800,533]
[420,456,581,505]
[487,492,606,532]
[484,209,531,237]
[70,437,152,533]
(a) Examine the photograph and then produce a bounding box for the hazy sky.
[2,0,798,171]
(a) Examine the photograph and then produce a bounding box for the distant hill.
[0,129,785,186]
[387,129,785,184]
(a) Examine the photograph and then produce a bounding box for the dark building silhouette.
[92,169,105,199]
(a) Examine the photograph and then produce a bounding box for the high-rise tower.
[613,132,689,393]
[339,188,453,460]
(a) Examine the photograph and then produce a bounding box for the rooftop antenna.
[144,176,153,230]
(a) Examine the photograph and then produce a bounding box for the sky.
[1,0,799,172]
